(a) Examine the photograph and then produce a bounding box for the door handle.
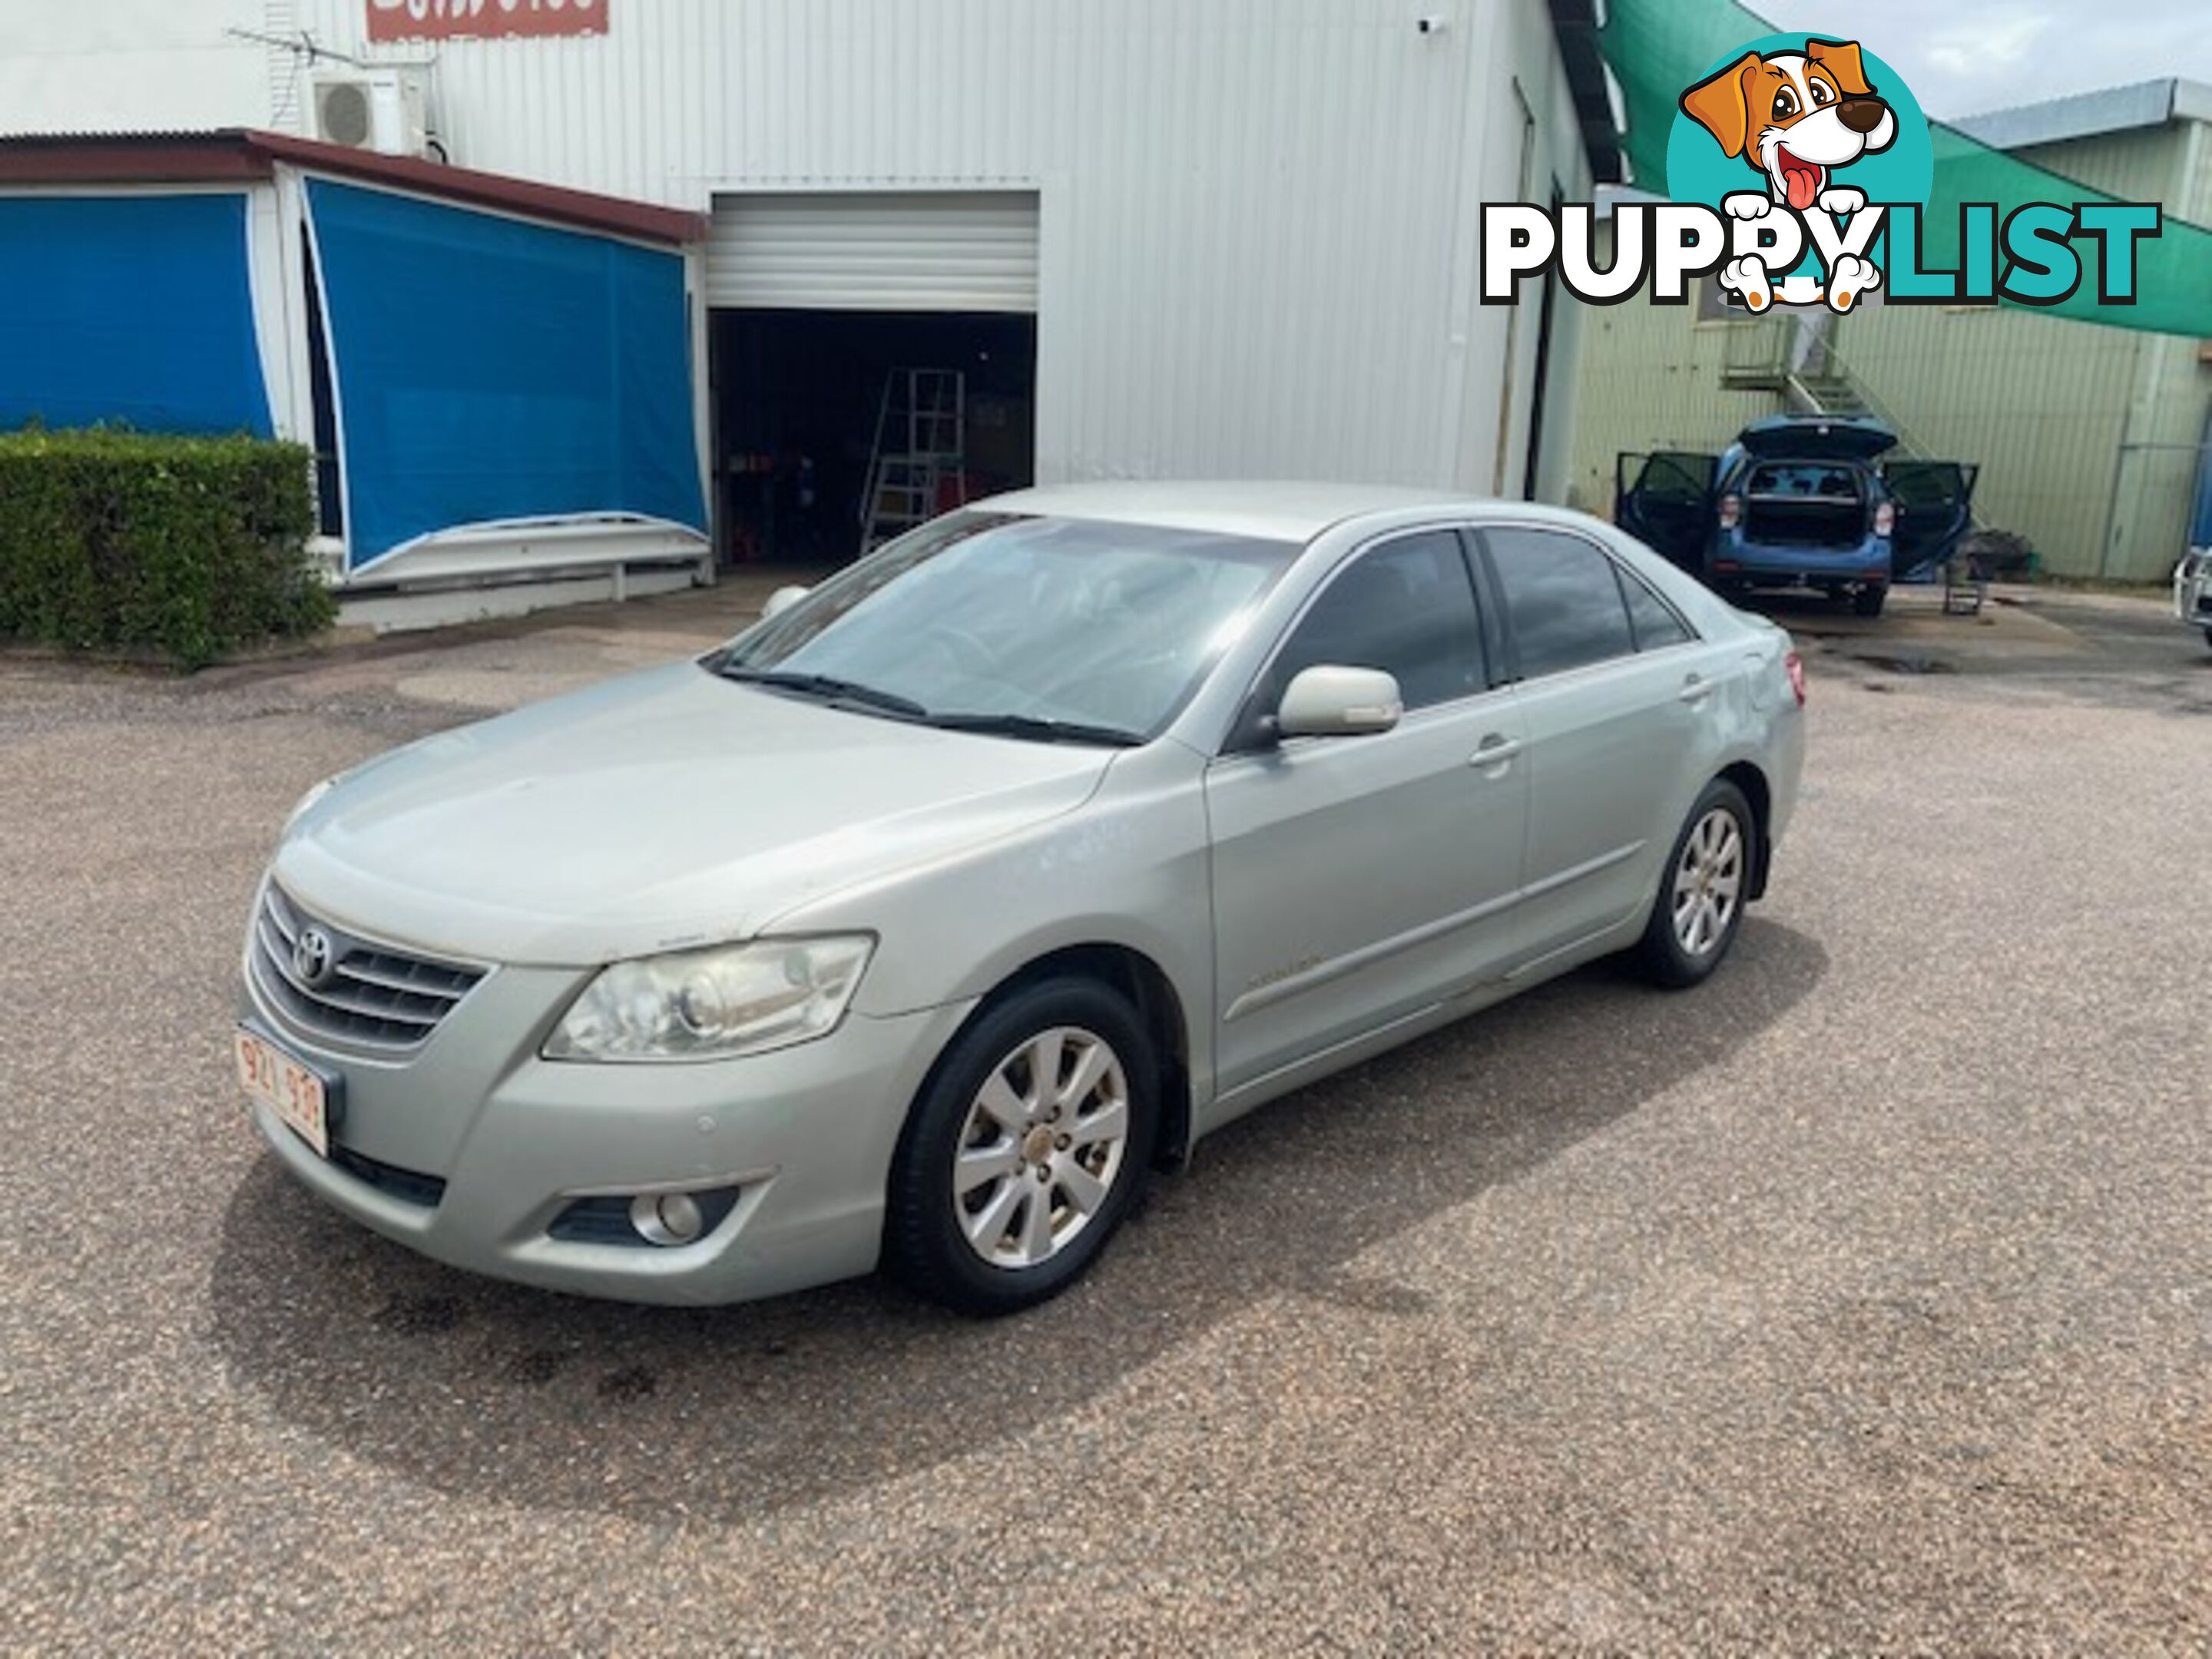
[1469,734,1522,770]
[1677,674,1713,705]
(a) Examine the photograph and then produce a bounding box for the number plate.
[235,1025,331,1158]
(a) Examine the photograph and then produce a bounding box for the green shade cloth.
[1597,0,2212,335]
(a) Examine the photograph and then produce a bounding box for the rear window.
[1618,568,1694,650]
[1746,462,1861,498]
[1484,527,1636,679]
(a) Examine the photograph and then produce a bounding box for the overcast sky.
[1747,0,2212,118]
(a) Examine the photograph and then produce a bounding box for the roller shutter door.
[705,190,1038,312]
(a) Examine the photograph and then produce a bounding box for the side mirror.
[1276,664,1402,739]
[761,584,811,620]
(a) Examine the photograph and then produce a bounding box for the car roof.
[973,480,1492,543]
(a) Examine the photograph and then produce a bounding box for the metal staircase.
[1722,316,1932,460]
[858,368,967,556]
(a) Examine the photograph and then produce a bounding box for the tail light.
[1873,501,1895,537]
[1717,493,1742,530]
[1784,651,1807,706]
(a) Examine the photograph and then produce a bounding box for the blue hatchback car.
[1617,416,1977,618]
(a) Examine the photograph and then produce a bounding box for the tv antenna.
[223,28,367,69]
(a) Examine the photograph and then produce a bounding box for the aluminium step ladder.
[858,367,967,556]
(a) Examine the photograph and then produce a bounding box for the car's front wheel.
[886,978,1157,1315]
[1853,584,1887,617]
[1635,780,1754,988]
[2202,626,2212,650]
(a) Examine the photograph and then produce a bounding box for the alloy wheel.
[951,1026,1131,1270]
[1671,806,1744,958]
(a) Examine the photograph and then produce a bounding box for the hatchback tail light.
[1785,651,1807,706]
[1873,501,1895,537]
[1717,493,1742,530]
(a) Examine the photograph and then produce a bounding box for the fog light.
[631,1190,705,1246]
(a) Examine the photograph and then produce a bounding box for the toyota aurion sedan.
[236,483,1806,1315]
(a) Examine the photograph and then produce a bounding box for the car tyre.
[885,977,1158,1316]
[1853,584,1887,618]
[1635,780,1755,989]
[2202,627,2212,650]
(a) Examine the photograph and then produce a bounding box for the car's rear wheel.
[886,978,1157,1315]
[2202,626,2212,650]
[1635,780,1753,988]
[1853,584,1887,618]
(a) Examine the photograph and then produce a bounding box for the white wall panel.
[0,0,269,134]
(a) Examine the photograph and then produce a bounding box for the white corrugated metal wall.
[0,0,270,134]
[275,0,1591,499]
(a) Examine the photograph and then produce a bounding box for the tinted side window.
[1268,531,1485,713]
[1484,528,1636,679]
[1618,566,1693,650]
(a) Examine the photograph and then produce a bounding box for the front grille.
[250,883,484,1054]
[546,1195,649,1246]
[330,1144,448,1209]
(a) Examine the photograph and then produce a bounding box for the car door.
[1881,459,1980,581]
[1475,523,1721,968]
[1204,529,1528,1100]
[1616,450,1718,574]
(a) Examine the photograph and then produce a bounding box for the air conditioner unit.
[310,71,429,158]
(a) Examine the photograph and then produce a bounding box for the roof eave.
[1549,0,1626,186]
[0,127,704,245]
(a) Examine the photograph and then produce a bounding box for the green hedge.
[0,428,334,668]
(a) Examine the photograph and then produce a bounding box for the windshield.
[710,512,1299,741]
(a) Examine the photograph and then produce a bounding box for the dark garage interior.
[710,309,1037,566]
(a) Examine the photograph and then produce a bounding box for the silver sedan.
[235,483,1806,1314]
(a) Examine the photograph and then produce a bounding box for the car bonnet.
[271,661,1117,966]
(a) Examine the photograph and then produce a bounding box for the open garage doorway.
[710,308,1037,565]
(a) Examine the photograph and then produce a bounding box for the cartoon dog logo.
[1680,38,1896,312]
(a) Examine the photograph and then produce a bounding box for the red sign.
[366,0,607,42]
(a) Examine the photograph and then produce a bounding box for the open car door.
[1882,460,1981,581]
[1616,450,1717,575]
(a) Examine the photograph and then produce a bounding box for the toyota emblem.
[293,927,336,988]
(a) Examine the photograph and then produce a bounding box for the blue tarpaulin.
[306,178,704,570]
[0,193,271,436]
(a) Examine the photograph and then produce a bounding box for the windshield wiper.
[922,711,1145,747]
[714,667,928,720]
[715,666,1141,746]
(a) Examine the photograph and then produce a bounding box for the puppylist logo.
[1678,36,1923,313]
[1483,34,2164,315]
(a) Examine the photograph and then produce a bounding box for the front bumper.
[2175,554,2210,627]
[240,916,975,1306]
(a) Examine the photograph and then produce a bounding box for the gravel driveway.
[3,589,2206,1654]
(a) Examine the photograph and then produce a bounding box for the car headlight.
[544,935,874,1063]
